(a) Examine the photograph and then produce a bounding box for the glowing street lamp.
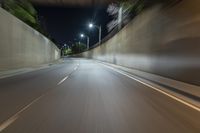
[80,34,84,38]
[89,23,93,28]
[88,22,102,45]
[80,33,90,50]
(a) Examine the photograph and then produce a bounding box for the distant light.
[80,34,84,38]
[89,23,93,28]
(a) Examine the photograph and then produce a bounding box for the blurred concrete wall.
[80,0,200,86]
[0,7,60,71]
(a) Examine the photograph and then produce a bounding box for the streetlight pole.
[86,36,89,50]
[89,23,102,45]
[99,25,102,45]
[80,34,90,50]
[61,44,67,57]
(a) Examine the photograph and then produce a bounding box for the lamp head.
[89,23,93,28]
[80,34,84,38]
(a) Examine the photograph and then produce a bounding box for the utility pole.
[89,23,102,45]
[80,34,90,50]
[87,36,90,50]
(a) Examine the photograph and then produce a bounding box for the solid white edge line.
[100,63,200,112]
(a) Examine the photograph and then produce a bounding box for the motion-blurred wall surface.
[80,0,200,85]
[0,7,60,71]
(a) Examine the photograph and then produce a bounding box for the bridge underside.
[31,0,115,6]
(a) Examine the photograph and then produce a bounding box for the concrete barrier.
[80,0,200,86]
[0,7,60,71]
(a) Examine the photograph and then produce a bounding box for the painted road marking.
[74,64,79,71]
[57,76,69,85]
[0,116,18,132]
[58,64,79,85]
[0,94,45,132]
[0,64,80,132]
[0,73,70,132]
[100,63,200,112]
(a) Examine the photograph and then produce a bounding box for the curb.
[0,59,64,79]
[96,60,200,108]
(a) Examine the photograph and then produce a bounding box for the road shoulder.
[96,60,200,110]
[0,59,64,79]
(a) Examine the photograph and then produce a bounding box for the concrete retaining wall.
[0,7,60,71]
[80,0,200,86]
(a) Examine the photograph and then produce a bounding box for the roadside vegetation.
[117,0,182,14]
[106,0,182,40]
[2,0,41,31]
[1,0,57,45]
[63,42,87,56]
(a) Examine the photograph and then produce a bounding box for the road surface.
[0,58,199,133]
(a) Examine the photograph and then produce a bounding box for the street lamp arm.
[93,25,101,30]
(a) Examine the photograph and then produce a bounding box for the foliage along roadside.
[2,0,57,45]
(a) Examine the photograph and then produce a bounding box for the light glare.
[89,23,93,28]
[80,34,84,38]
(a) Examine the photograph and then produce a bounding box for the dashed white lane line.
[0,94,45,132]
[0,64,80,132]
[73,64,79,71]
[58,64,79,85]
[0,116,18,132]
[57,76,69,85]
[100,63,200,112]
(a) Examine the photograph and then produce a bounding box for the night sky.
[34,5,113,47]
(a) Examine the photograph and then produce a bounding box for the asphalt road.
[0,58,199,133]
